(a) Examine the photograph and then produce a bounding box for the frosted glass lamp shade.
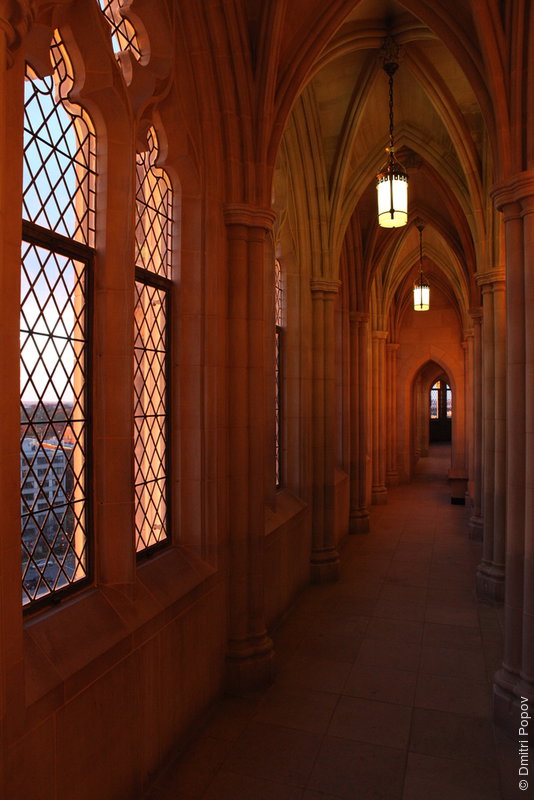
[413,282,430,311]
[376,168,408,228]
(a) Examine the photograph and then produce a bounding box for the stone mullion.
[520,192,534,693]
[224,205,275,690]
[469,312,484,539]
[386,342,399,485]
[476,272,506,602]
[0,26,26,752]
[310,280,340,582]
[492,174,534,731]
[349,312,370,533]
[371,330,388,504]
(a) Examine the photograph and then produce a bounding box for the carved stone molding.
[223,203,276,232]
[475,268,506,287]
[310,278,340,294]
[492,170,534,213]
[0,0,35,67]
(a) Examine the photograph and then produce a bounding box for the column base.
[468,515,483,541]
[349,509,370,534]
[476,562,505,604]
[226,633,274,694]
[493,668,534,739]
[386,471,399,487]
[310,547,340,583]
[371,486,388,505]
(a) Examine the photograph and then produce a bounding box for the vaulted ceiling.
[274,0,495,324]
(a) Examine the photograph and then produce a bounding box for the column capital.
[476,268,506,287]
[469,308,483,325]
[371,329,388,340]
[0,0,34,67]
[386,342,400,352]
[310,278,340,295]
[492,171,534,215]
[350,310,369,325]
[223,203,276,231]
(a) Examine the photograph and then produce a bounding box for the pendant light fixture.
[376,37,408,228]
[413,221,430,311]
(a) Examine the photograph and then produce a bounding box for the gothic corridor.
[1,1,533,799]
[143,445,509,800]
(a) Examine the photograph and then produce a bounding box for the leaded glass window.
[21,33,95,608]
[97,0,142,60]
[430,379,452,420]
[134,128,172,554]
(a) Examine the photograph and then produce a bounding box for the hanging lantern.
[376,39,408,228]
[413,222,430,311]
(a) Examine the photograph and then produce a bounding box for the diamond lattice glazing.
[20,243,89,605]
[134,281,168,551]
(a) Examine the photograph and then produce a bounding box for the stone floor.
[144,444,518,800]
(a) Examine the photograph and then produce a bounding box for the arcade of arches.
[0,1,532,797]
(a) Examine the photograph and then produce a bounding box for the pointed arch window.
[134,127,173,554]
[97,0,142,60]
[20,32,96,609]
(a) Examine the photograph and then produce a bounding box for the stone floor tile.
[253,684,339,734]
[419,644,487,682]
[223,721,322,787]
[354,637,421,672]
[402,752,502,800]
[415,672,491,718]
[494,727,525,800]
[343,662,417,706]
[201,695,260,742]
[328,695,412,748]
[378,585,428,604]
[145,735,232,799]
[423,621,483,651]
[202,771,305,800]
[409,707,497,761]
[373,595,426,622]
[308,736,405,800]
[364,617,424,644]
[275,654,352,694]
[293,630,363,663]
[329,593,377,617]
[385,562,430,588]
[424,603,479,628]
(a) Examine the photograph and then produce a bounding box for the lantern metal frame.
[413,221,430,311]
[376,38,408,228]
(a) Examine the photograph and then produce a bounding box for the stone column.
[310,279,340,582]
[492,173,534,731]
[349,311,370,533]
[468,311,484,540]
[386,342,400,486]
[414,375,428,460]
[371,329,388,504]
[224,204,276,691]
[476,270,506,603]
[0,7,34,769]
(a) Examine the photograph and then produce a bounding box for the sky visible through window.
[22,48,94,406]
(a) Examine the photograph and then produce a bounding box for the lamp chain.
[389,71,395,152]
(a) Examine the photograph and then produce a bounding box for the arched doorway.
[410,360,462,480]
